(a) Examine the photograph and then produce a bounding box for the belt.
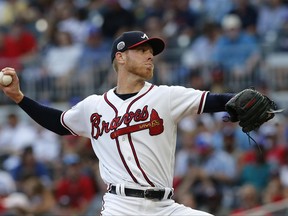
[108,185,173,200]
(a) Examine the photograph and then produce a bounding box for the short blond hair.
[112,59,118,72]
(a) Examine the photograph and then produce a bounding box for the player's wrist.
[13,91,24,104]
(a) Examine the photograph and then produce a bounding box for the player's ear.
[115,52,126,63]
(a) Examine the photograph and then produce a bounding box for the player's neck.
[116,75,145,94]
[115,83,144,94]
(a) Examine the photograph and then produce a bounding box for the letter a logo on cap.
[141,33,149,39]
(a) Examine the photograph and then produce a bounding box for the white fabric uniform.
[61,82,212,215]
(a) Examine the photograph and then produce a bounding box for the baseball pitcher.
[0,31,276,215]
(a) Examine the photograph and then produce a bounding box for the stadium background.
[1,0,288,215]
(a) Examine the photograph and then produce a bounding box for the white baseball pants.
[100,193,214,216]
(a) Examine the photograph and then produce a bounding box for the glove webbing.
[240,104,272,132]
[239,95,268,122]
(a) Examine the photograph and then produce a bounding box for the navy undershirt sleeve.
[203,92,235,113]
[18,96,71,135]
[17,93,233,134]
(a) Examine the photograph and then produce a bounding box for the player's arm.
[18,96,71,135]
[203,92,235,113]
[0,67,71,135]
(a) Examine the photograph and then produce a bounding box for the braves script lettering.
[90,106,149,139]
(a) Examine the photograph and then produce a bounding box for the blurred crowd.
[1,0,288,215]
[0,0,287,102]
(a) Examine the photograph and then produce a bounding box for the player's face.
[125,44,154,80]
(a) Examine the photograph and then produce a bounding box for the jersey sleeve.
[61,95,97,137]
[169,86,208,122]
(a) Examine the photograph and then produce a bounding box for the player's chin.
[144,69,153,80]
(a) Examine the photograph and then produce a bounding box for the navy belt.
[108,185,173,200]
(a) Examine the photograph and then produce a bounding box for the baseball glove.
[225,89,277,133]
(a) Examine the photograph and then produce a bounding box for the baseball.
[0,71,13,86]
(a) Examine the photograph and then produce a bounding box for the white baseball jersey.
[61,82,208,189]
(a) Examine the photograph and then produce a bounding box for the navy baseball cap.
[111,31,165,62]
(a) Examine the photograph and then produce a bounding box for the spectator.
[202,0,234,23]
[0,0,28,27]
[221,125,243,160]
[211,116,239,150]
[257,0,288,40]
[259,123,286,172]
[10,146,52,190]
[61,134,92,158]
[28,0,55,15]
[30,124,61,179]
[197,131,238,210]
[212,14,260,91]
[101,0,135,38]
[279,147,288,187]
[135,0,166,27]
[42,30,82,78]
[177,69,210,91]
[182,22,220,71]
[83,156,107,216]
[0,30,22,80]
[77,27,110,66]
[57,6,93,44]
[168,0,199,31]
[272,14,288,51]
[0,169,16,214]
[3,19,38,70]
[0,19,38,72]
[162,0,199,54]
[0,113,37,169]
[74,27,110,97]
[263,174,285,204]
[240,118,287,171]
[0,192,30,216]
[20,176,56,215]
[238,145,271,191]
[181,21,221,91]
[143,15,166,39]
[228,0,259,35]
[176,192,197,209]
[0,169,16,195]
[174,116,197,182]
[54,153,96,216]
[195,131,237,184]
[230,184,261,215]
[41,30,82,100]
[176,131,237,214]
